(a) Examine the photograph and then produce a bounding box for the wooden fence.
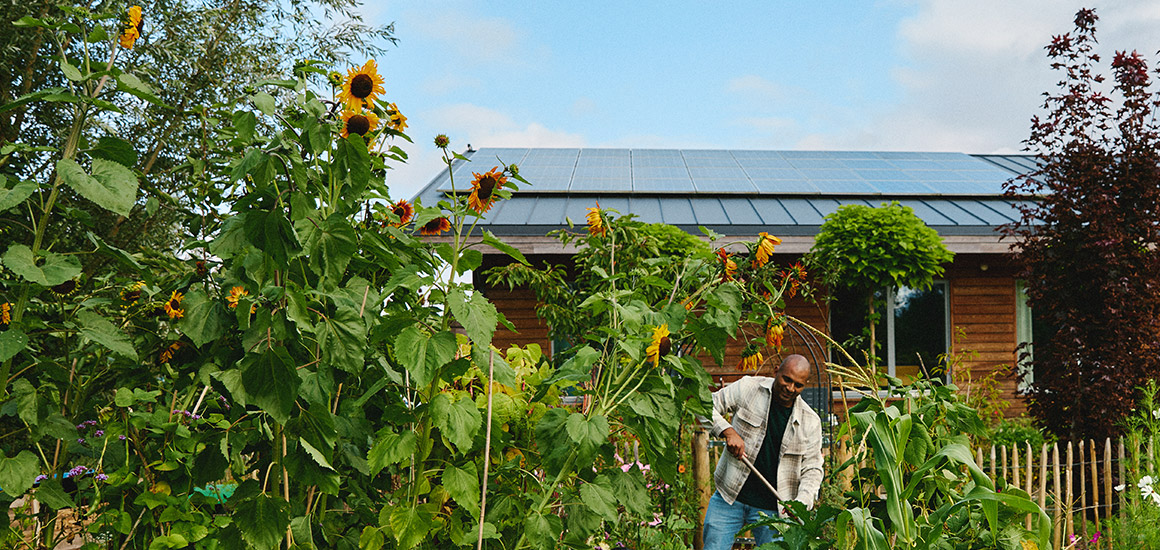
[692,435,1151,550]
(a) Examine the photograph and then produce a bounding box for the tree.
[807,202,954,367]
[1002,8,1160,440]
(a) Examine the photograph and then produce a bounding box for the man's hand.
[722,427,745,459]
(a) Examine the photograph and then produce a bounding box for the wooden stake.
[1079,440,1087,536]
[1038,443,1048,533]
[1066,441,1074,541]
[1013,444,1021,489]
[1052,442,1061,549]
[693,430,711,550]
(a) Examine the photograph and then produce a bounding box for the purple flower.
[34,474,47,483]
[76,438,85,445]
[118,435,127,441]
[67,466,89,477]
[95,473,108,482]
[85,420,97,427]
[76,424,86,430]
[94,430,104,437]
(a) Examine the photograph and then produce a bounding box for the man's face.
[774,363,809,407]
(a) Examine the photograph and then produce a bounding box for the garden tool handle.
[737,453,798,521]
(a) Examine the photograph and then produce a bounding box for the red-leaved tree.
[1003,8,1160,440]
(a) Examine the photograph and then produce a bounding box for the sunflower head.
[164,290,184,320]
[434,134,450,149]
[754,232,781,268]
[119,5,143,49]
[121,281,145,308]
[419,216,452,236]
[384,103,408,132]
[159,341,183,364]
[586,202,607,237]
[341,109,380,138]
[739,345,764,372]
[51,279,78,297]
[766,317,786,350]
[390,199,414,227]
[468,167,508,214]
[327,71,344,87]
[340,60,386,110]
[1,302,10,328]
[717,249,737,281]
[646,324,672,367]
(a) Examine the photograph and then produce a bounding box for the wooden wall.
[478,252,1030,418]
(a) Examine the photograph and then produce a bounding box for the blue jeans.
[702,491,782,550]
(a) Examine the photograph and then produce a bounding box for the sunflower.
[119,5,143,49]
[339,60,386,110]
[753,232,781,268]
[646,324,671,367]
[1,302,10,328]
[766,318,786,351]
[717,249,737,281]
[390,199,414,227]
[783,261,808,298]
[586,202,607,237]
[51,279,78,297]
[739,345,763,372]
[159,341,183,364]
[163,291,184,320]
[384,103,408,132]
[468,167,507,214]
[226,286,248,308]
[121,281,144,308]
[341,109,380,138]
[419,216,452,236]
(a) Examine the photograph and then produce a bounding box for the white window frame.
[884,281,951,382]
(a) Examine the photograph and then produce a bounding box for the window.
[1015,280,1053,392]
[830,282,950,382]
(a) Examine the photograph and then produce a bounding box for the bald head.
[773,354,811,407]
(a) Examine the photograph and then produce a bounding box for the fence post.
[1066,441,1074,541]
[693,429,711,550]
[1038,443,1047,533]
[1053,442,1062,550]
[1079,440,1087,537]
[990,445,997,482]
[1118,437,1126,515]
[1025,442,1033,531]
[1013,444,1021,490]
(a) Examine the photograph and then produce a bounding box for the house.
[411,148,1039,416]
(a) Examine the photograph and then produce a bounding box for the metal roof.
[411,148,1036,237]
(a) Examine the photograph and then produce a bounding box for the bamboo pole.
[692,430,711,550]
[1039,443,1048,534]
[1066,441,1074,541]
[1052,442,1062,550]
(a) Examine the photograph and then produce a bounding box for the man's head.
[773,354,811,407]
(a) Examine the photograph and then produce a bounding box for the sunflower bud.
[434,134,450,149]
[327,71,343,87]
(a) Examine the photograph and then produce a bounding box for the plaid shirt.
[709,376,824,509]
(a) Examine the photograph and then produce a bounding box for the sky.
[348,1,1160,201]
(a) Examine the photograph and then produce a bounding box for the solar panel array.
[412,148,1034,234]
[431,148,1026,196]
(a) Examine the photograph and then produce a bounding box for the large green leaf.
[0,177,36,211]
[578,479,618,521]
[608,470,651,515]
[387,506,434,550]
[319,304,366,372]
[2,244,81,286]
[233,494,290,550]
[431,392,481,454]
[301,215,357,286]
[565,412,609,467]
[482,230,529,265]
[116,73,169,107]
[5,379,39,426]
[545,345,599,386]
[367,431,417,476]
[241,192,301,266]
[178,289,227,348]
[393,327,457,388]
[86,135,138,167]
[240,348,301,424]
[0,329,28,362]
[523,511,562,549]
[836,507,890,550]
[36,478,74,510]
[56,158,138,216]
[0,450,38,497]
[76,310,137,360]
[447,288,497,349]
[442,462,480,518]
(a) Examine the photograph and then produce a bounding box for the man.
[702,354,824,549]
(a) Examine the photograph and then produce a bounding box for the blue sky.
[354,1,1160,200]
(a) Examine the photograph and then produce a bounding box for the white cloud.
[727,74,789,102]
[410,10,520,62]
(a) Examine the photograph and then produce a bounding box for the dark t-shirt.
[734,399,793,509]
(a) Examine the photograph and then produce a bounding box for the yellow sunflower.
[121,281,145,308]
[159,341,183,364]
[385,103,408,132]
[163,291,184,320]
[419,216,452,236]
[226,286,247,308]
[339,60,386,110]
[468,167,507,214]
[766,318,785,351]
[753,232,781,268]
[646,324,671,367]
[119,5,143,49]
[1,302,10,328]
[739,346,763,372]
[586,202,606,237]
[782,261,807,298]
[341,109,380,138]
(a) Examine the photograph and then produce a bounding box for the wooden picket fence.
[975,439,1131,550]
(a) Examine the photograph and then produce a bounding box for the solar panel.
[745,167,804,179]
[573,165,630,179]
[633,178,695,192]
[688,165,747,179]
[813,180,880,194]
[855,169,912,180]
[750,179,820,193]
[786,158,844,170]
[867,180,939,194]
[842,159,896,170]
[735,157,795,169]
[633,166,689,179]
[683,156,739,168]
[889,159,946,170]
[693,178,758,193]
[570,177,627,192]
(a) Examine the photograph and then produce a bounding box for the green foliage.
[809,201,954,294]
[1102,380,1160,548]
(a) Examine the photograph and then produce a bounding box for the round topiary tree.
[807,201,954,367]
